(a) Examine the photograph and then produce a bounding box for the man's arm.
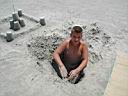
[69,43,88,79]
[76,43,88,73]
[53,40,68,78]
[53,40,67,67]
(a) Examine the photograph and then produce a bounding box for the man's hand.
[68,69,80,80]
[59,65,68,78]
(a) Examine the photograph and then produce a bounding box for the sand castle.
[0,9,46,42]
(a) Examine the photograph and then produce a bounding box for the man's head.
[70,26,83,46]
[71,26,83,34]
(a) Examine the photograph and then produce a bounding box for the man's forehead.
[71,32,82,35]
[71,32,82,37]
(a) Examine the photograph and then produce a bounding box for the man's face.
[70,32,82,46]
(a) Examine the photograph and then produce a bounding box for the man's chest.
[65,48,82,59]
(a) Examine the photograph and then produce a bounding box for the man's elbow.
[53,52,59,60]
[83,58,88,67]
[52,52,56,59]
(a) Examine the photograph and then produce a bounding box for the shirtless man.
[52,26,88,84]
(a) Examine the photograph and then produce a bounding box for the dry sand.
[0,0,128,96]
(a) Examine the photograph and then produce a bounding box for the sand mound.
[28,34,64,61]
[28,23,115,65]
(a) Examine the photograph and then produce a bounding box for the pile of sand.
[28,22,115,64]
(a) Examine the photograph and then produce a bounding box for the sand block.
[104,50,128,96]
[18,9,23,17]
[6,31,14,42]
[9,19,14,29]
[12,12,19,21]
[40,17,46,26]
[19,18,25,27]
[13,21,20,31]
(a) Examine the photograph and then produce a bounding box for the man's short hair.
[71,26,83,33]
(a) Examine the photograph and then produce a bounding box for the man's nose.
[75,38,79,41]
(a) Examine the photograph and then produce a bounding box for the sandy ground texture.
[0,0,128,96]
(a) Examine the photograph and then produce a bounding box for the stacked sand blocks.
[6,9,25,42]
[9,9,25,31]
[6,9,46,42]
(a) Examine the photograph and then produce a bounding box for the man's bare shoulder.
[58,38,71,49]
[80,40,88,47]
[80,40,88,52]
[54,38,71,53]
[63,38,71,44]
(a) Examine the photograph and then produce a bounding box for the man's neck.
[70,40,80,49]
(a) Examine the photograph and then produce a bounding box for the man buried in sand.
[52,26,88,84]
